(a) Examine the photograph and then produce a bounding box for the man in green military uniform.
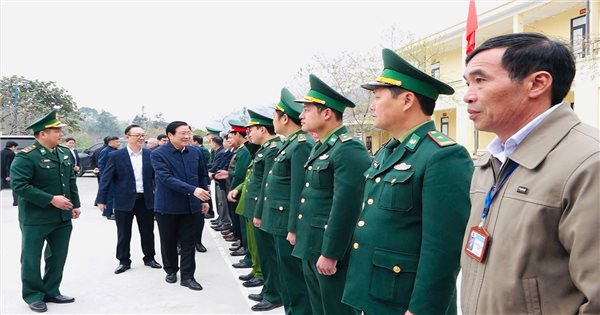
[291,74,371,315]
[10,109,81,313]
[257,88,314,315]
[239,109,283,311]
[341,49,473,315]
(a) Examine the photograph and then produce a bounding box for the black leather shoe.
[231,240,241,246]
[229,245,242,251]
[215,225,232,231]
[232,261,252,269]
[248,293,263,302]
[210,223,223,230]
[220,229,232,235]
[195,243,207,252]
[165,273,177,283]
[144,260,162,269]
[242,277,263,287]
[230,248,247,256]
[44,294,75,303]
[107,214,115,220]
[251,300,282,311]
[210,219,219,224]
[28,301,47,313]
[180,279,203,291]
[239,273,254,281]
[114,264,131,274]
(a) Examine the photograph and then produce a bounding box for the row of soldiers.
[203,46,473,315]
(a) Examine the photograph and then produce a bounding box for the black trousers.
[114,196,156,265]
[155,212,197,280]
[194,211,205,245]
[229,201,241,240]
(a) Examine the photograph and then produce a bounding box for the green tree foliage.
[0,75,81,134]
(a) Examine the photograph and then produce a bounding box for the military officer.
[341,49,474,315]
[10,109,81,313]
[259,88,314,315]
[238,109,283,311]
[291,74,371,315]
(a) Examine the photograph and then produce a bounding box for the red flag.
[466,0,478,55]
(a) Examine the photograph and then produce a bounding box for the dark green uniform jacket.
[242,136,282,219]
[11,141,80,225]
[342,121,473,315]
[261,130,314,236]
[229,143,251,191]
[291,126,371,262]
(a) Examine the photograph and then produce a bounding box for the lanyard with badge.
[465,161,518,262]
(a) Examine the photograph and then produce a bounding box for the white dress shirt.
[127,146,144,193]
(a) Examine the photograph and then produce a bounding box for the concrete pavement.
[1,176,284,314]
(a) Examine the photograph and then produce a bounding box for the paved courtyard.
[1,176,283,314]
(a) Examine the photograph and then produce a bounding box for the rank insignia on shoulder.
[258,153,264,158]
[393,163,411,171]
[339,133,352,143]
[297,134,307,142]
[427,131,456,147]
[20,144,37,154]
[319,154,329,160]
[280,150,286,156]
[270,142,278,148]
[328,136,338,144]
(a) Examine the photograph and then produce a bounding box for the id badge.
[465,225,490,262]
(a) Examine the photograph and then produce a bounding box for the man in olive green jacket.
[257,88,314,315]
[10,110,81,313]
[291,74,371,315]
[342,49,473,315]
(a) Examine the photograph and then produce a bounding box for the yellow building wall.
[436,48,463,84]
[524,6,584,40]
[432,109,457,140]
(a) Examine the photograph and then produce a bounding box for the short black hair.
[157,134,167,141]
[211,136,223,146]
[316,104,343,121]
[103,135,111,145]
[64,137,76,143]
[389,86,436,116]
[106,136,119,142]
[5,141,18,148]
[192,135,203,144]
[466,32,576,106]
[165,121,189,136]
[275,110,301,126]
[229,131,247,138]
[124,124,141,135]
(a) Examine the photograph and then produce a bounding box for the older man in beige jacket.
[461,33,599,314]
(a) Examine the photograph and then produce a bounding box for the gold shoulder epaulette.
[339,133,352,143]
[427,131,456,147]
[297,133,307,142]
[20,144,37,154]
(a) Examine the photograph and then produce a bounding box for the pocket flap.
[269,200,288,211]
[383,171,414,185]
[310,216,329,229]
[313,160,330,172]
[372,249,418,273]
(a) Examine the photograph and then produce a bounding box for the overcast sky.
[1,0,505,130]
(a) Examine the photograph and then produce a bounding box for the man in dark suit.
[63,137,80,175]
[97,136,120,219]
[1,141,18,206]
[96,125,161,274]
[151,121,210,291]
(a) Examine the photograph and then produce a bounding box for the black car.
[77,139,127,177]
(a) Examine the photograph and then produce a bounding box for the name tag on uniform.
[465,225,490,263]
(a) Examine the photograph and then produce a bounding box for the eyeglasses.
[128,134,146,138]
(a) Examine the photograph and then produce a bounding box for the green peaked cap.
[362,48,454,101]
[228,119,246,133]
[205,127,221,136]
[294,74,355,113]
[275,88,303,120]
[27,109,68,132]
[247,109,273,127]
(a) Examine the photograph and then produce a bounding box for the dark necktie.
[380,139,401,162]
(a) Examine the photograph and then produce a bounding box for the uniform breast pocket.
[379,171,414,212]
[308,160,332,189]
[39,161,58,170]
[272,155,290,177]
[369,249,418,306]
